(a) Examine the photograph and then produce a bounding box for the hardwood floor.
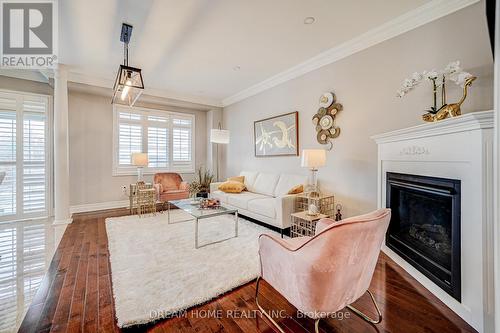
[18,209,476,333]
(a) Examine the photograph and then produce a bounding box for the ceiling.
[59,0,432,106]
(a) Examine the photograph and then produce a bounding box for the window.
[0,91,50,222]
[113,105,195,175]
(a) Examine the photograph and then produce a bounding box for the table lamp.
[131,152,148,183]
[210,124,230,181]
[301,149,326,196]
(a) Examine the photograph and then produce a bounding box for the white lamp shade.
[301,149,326,168]
[131,152,148,167]
[210,129,230,144]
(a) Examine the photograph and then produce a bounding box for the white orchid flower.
[450,71,473,87]
[444,60,461,74]
[425,70,439,80]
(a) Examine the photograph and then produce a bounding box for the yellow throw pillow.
[287,184,304,194]
[218,181,246,193]
[227,176,245,184]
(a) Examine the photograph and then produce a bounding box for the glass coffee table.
[167,199,239,249]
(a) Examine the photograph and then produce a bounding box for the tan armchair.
[153,173,189,202]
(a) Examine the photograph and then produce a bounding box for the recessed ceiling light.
[304,17,315,25]
[233,66,241,71]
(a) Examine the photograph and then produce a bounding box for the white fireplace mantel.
[371,110,494,332]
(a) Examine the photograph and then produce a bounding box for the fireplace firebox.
[386,172,461,301]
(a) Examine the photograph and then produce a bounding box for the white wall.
[222,2,494,218]
[68,90,210,206]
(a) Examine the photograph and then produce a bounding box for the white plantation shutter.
[172,117,192,164]
[147,114,169,168]
[118,123,142,165]
[0,92,50,222]
[114,106,194,174]
[148,127,168,168]
[0,96,17,218]
[23,100,47,214]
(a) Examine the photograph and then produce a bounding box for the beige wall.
[68,90,208,206]
[223,3,494,218]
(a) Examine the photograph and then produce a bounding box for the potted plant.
[193,167,214,198]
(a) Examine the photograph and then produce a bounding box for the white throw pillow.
[274,174,308,197]
[253,173,280,197]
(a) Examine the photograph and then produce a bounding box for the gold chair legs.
[314,318,321,333]
[255,277,286,333]
[255,277,322,333]
[346,290,382,324]
[255,277,382,332]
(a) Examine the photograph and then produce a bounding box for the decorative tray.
[199,198,221,209]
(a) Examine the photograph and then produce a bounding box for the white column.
[53,64,72,225]
[493,2,500,332]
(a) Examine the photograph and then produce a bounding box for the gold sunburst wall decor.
[312,92,343,150]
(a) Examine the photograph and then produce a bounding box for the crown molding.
[5,0,477,109]
[38,69,223,108]
[221,0,480,107]
[69,71,223,107]
[0,68,49,83]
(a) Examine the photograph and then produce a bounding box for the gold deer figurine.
[422,76,476,122]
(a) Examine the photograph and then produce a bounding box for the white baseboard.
[70,200,129,214]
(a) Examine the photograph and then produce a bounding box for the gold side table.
[129,183,153,214]
[290,211,328,238]
[137,188,156,217]
[295,193,334,217]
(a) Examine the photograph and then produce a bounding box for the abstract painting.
[254,111,299,157]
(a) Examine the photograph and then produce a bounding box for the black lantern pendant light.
[112,23,144,106]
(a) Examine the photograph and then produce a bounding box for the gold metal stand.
[136,184,156,217]
[255,277,382,332]
[346,290,382,324]
[255,277,321,333]
[128,182,153,214]
[295,193,335,217]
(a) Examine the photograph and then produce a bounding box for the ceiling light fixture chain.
[111,23,144,106]
[123,39,128,67]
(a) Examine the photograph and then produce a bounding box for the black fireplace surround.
[386,172,461,301]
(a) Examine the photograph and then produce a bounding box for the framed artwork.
[254,111,299,157]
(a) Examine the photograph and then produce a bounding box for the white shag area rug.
[105,210,276,328]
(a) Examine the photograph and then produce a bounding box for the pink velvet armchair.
[153,173,190,202]
[256,208,391,332]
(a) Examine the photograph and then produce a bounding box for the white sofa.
[210,171,307,235]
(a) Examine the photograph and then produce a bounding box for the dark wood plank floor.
[19,209,476,333]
